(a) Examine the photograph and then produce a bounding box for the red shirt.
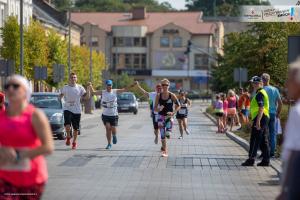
[238,93,250,109]
[0,105,48,186]
[0,92,4,112]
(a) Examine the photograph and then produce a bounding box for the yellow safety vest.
[250,88,269,119]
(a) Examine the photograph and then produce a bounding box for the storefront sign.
[117,69,152,76]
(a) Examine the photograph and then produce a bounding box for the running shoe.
[105,144,112,150]
[112,135,117,144]
[165,131,171,139]
[178,136,183,139]
[72,142,77,150]
[161,151,168,157]
[65,137,71,146]
[185,129,191,135]
[154,136,158,144]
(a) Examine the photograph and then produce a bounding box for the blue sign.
[193,76,208,84]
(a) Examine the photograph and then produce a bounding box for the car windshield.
[30,95,62,109]
[118,94,134,101]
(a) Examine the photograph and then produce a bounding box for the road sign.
[34,66,47,80]
[53,64,65,83]
[234,68,248,87]
[288,36,300,63]
[0,59,15,77]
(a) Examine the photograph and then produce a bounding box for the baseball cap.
[105,80,113,86]
[249,76,262,83]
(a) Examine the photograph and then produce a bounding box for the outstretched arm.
[115,82,137,94]
[135,82,149,98]
[90,85,102,96]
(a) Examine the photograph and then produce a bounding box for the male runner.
[91,80,136,150]
[135,82,162,144]
[60,72,90,150]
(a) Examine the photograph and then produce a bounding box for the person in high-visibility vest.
[242,76,270,167]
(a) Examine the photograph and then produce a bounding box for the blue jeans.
[268,113,276,155]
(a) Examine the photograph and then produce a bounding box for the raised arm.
[135,82,149,98]
[115,82,137,94]
[90,85,102,96]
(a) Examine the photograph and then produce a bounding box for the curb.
[204,112,282,175]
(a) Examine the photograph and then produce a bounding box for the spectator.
[242,76,270,167]
[0,91,4,112]
[238,88,251,125]
[262,73,283,157]
[0,75,54,199]
[221,93,228,132]
[213,94,224,133]
[277,59,300,200]
[227,90,238,131]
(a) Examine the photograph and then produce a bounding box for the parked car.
[117,92,138,114]
[30,93,66,140]
[186,90,201,99]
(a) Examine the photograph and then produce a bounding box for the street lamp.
[89,23,96,82]
[20,0,24,75]
[68,1,75,77]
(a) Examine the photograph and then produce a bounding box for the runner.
[221,93,228,132]
[213,94,224,133]
[238,88,251,125]
[154,79,180,157]
[60,72,90,150]
[227,90,238,131]
[176,90,191,139]
[91,80,136,150]
[135,82,162,144]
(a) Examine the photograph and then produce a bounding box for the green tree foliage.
[52,0,72,11]
[73,0,174,12]
[0,16,20,71]
[185,0,270,16]
[211,23,300,92]
[24,20,49,79]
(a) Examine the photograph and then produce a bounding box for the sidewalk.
[43,103,279,200]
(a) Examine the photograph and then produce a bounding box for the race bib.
[67,101,75,107]
[0,158,31,172]
[178,109,187,115]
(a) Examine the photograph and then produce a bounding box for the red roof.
[71,12,217,34]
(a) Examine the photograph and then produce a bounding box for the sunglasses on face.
[162,84,169,87]
[4,83,21,91]
[106,84,112,87]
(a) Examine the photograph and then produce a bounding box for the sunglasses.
[162,84,169,87]
[4,83,21,91]
[106,84,112,87]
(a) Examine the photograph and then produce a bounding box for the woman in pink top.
[227,90,237,131]
[0,75,54,200]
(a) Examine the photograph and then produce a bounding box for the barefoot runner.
[154,79,180,157]
[176,90,191,139]
[91,80,136,150]
[60,72,90,150]
[135,82,162,144]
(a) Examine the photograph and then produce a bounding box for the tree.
[211,23,300,92]
[185,0,270,16]
[73,0,173,12]
[24,20,49,79]
[52,0,72,11]
[0,16,20,72]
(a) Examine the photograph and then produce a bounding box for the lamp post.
[89,24,94,82]
[20,0,24,75]
[68,8,71,77]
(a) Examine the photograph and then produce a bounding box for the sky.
[157,0,298,10]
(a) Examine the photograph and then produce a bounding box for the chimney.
[132,7,146,20]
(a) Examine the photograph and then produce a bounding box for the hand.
[255,121,261,130]
[167,112,174,116]
[0,147,17,166]
[134,81,139,86]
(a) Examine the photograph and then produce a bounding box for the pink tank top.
[0,104,48,186]
[223,100,228,113]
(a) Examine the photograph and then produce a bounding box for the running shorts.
[227,108,237,115]
[102,114,119,127]
[241,109,250,117]
[151,112,159,130]
[64,110,81,131]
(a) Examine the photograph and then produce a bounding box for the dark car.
[30,93,66,140]
[117,92,138,114]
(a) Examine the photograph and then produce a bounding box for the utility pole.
[68,8,71,77]
[20,0,24,75]
[89,24,93,82]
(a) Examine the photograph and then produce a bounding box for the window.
[142,38,146,46]
[173,37,182,48]
[117,38,124,46]
[134,37,141,46]
[133,54,140,69]
[141,54,146,69]
[194,54,209,70]
[117,54,146,69]
[91,37,98,47]
[125,54,132,68]
[160,37,170,47]
[124,37,133,46]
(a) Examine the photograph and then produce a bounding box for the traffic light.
[185,40,192,55]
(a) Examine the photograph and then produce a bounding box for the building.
[72,8,224,91]
[33,0,82,46]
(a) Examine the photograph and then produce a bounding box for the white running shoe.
[185,129,191,135]
[161,151,168,157]
[178,136,183,139]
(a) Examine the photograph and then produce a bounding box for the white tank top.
[101,89,118,116]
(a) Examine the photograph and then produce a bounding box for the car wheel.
[133,110,138,115]
[57,132,66,140]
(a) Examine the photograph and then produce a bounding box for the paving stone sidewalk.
[43,102,279,200]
